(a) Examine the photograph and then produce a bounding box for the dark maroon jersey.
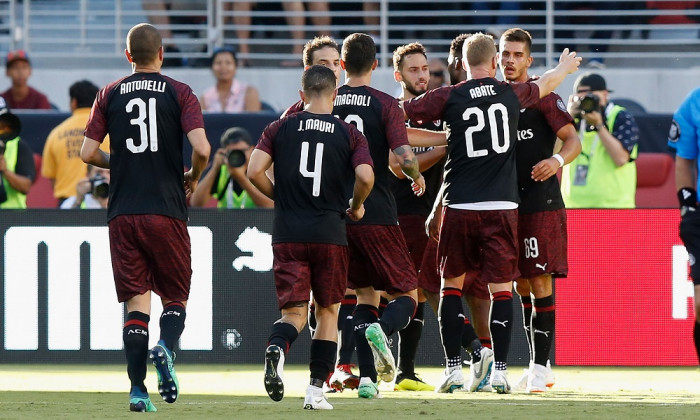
[390,118,445,216]
[516,90,573,214]
[404,78,539,205]
[257,111,373,245]
[333,85,409,225]
[85,72,204,221]
[281,99,304,119]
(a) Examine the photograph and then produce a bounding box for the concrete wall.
[2,67,697,114]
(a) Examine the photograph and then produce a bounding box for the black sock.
[398,302,424,377]
[353,304,378,382]
[309,339,337,387]
[519,295,533,361]
[159,302,186,351]
[695,322,700,365]
[123,311,150,393]
[337,295,357,365]
[461,317,480,357]
[533,295,555,366]
[308,303,317,337]
[490,291,513,367]
[379,296,416,336]
[439,288,464,365]
[268,321,299,354]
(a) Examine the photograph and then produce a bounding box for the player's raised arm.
[392,145,425,196]
[533,48,582,98]
[406,127,447,148]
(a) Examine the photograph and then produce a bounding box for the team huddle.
[81,22,582,412]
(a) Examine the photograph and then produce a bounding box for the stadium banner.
[2,209,692,366]
[557,209,696,366]
[0,209,532,366]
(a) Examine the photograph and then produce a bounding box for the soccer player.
[669,84,700,366]
[389,42,444,392]
[80,23,211,412]
[447,33,470,85]
[280,35,361,392]
[247,65,374,410]
[403,32,581,394]
[498,28,581,392]
[335,33,425,399]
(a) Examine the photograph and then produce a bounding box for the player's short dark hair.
[302,65,336,98]
[126,23,162,65]
[69,80,99,108]
[464,33,496,67]
[303,36,339,67]
[449,33,471,61]
[392,42,427,72]
[211,46,238,67]
[500,28,533,55]
[341,33,376,75]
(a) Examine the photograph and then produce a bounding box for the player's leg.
[464,289,494,392]
[109,215,159,411]
[487,281,514,394]
[305,303,339,410]
[124,293,157,412]
[353,286,381,398]
[395,288,434,391]
[436,275,467,393]
[329,289,359,391]
[265,243,312,401]
[513,279,534,391]
[526,274,554,393]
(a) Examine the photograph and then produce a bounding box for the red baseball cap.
[6,50,30,68]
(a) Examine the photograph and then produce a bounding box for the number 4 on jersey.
[299,142,324,196]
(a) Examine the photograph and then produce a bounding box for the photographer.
[0,99,35,209]
[561,73,640,208]
[60,164,109,209]
[190,127,273,208]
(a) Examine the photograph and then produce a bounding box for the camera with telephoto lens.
[226,149,246,168]
[90,174,109,198]
[577,93,600,113]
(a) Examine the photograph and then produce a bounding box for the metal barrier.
[3,0,700,69]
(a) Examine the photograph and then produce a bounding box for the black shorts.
[680,212,700,285]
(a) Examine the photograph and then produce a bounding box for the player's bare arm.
[392,145,426,196]
[389,146,446,179]
[185,128,211,198]
[534,49,582,98]
[425,182,446,241]
[406,127,448,148]
[246,149,275,199]
[531,124,581,182]
[189,151,224,207]
[80,137,110,168]
[347,163,374,221]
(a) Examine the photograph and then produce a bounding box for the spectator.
[141,0,208,67]
[1,50,52,110]
[647,1,700,39]
[230,2,330,67]
[60,164,110,209]
[0,99,35,209]
[561,73,640,208]
[42,80,110,206]
[190,126,272,208]
[427,58,448,90]
[199,47,262,112]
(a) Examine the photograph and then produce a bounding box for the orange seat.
[635,153,677,208]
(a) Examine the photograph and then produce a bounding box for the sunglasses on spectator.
[430,71,444,77]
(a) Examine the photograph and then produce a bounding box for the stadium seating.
[635,152,676,208]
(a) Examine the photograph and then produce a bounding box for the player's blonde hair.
[463,33,496,67]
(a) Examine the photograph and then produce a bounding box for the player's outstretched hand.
[558,48,582,74]
[531,157,560,182]
[412,174,426,197]
[183,170,198,199]
[346,199,365,221]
